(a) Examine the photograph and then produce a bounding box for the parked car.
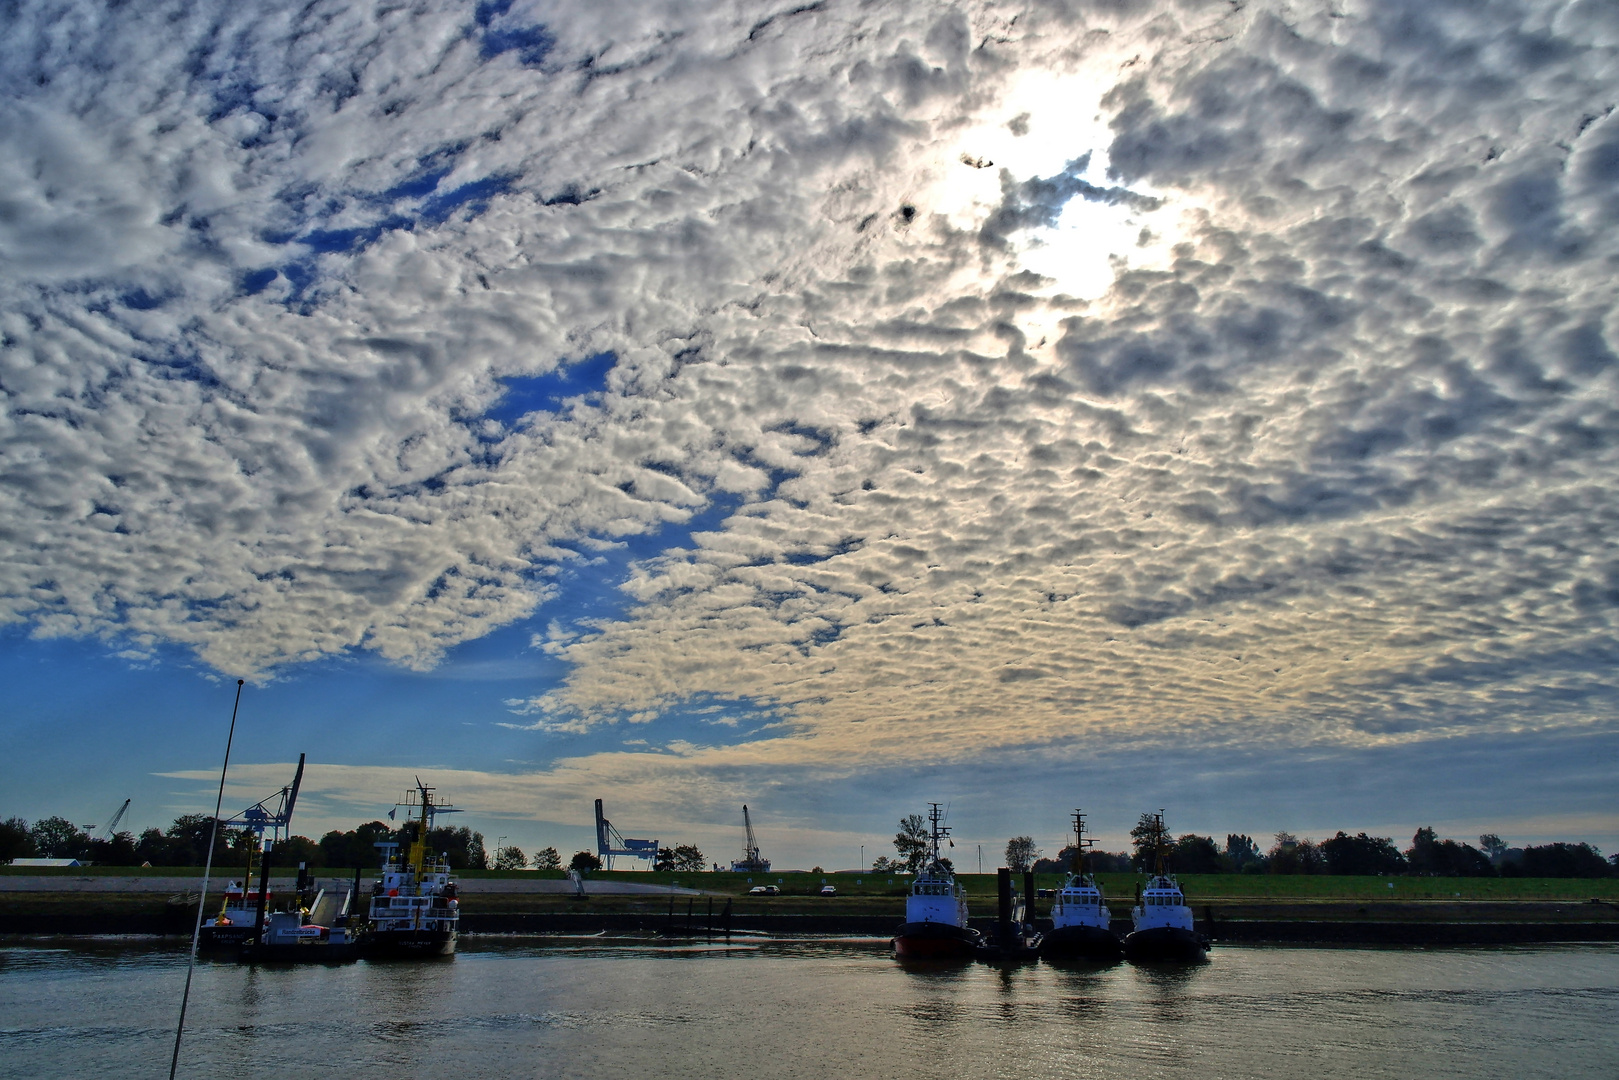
[819,885,837,896]
[748,885,780,895]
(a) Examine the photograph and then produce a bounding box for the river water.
[2,938,1616,1079]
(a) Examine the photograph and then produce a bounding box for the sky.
[2,0,1618,870]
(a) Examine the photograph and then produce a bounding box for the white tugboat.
[367,781,461,957]
[1123,811,1209,962]
[892,803,980,959]
[1039,809,1122,962]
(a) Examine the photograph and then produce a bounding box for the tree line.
[1004,815,1617,878]
[868,812,1615,878]
[0,814,494,871]
[0,813,708,875]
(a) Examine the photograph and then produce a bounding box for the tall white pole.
[168,679,244,1080]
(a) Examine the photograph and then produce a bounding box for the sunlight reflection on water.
[2,939,1615,1079]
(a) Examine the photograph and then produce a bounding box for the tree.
[493,845,528,870]
[1130,813,1167,871]
[86,831,139,866]
[161,815,239,866]
[277,835,322,867]
[1173,834,1223,874]
[30,817,89,860]
[1320,832,1406,876]
[654,847,677,872]
[421,825,487,870]
[1406,827,1494,877]
[672,844,706,872]
[894,814,929,873]
[1479,834,1508,862]
[1520,842,1610,878]
[0,817,37,862]
[1267,833,1324,875]
[533,846,562,871]
[569,850,602,873]
[1225,834,1262,871]
[1088,850,1133,873]
[871,855,894,872]
[1005,836,1039,872]
[319,821,393,868]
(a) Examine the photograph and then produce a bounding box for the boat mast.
[407,782,433,881]
[926,802,950,865]
[1152,809,1168,877]
[1071,809,1096,876]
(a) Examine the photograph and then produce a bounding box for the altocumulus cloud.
[4,0,1619,786]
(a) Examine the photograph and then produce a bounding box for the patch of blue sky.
[484,352,618,427]
[247,152,517,302]
[475,0,556,66]
[0,482,758,828]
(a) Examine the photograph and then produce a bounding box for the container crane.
[221,755,306,852]
[594,799,658,870]
[730,804,770,873]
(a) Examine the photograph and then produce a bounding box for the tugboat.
[1123,811,1209,962]
[892,803,980,959]
[366,781,461,957]
[1039,809,1122,962]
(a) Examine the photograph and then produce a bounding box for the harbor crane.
[730,804,771,873]
[87,798,131,839]
[222,754,306,849]
[594,798,658,870]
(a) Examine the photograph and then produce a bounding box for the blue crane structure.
[594,798,658,870]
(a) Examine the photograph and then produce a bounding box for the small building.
[8,858,86,867]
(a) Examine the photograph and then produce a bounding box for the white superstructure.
[1051,874,1111,930]
[905,864,970,927]
[1131,874,1195,933]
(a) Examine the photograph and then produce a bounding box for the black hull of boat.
[1123,925,1209,962]
[367,929,457,957]
[893,921,980,959]
[1040,924,1123,962]
[198,925,256,949]
[238,941,361,964]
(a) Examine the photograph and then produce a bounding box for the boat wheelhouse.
[892,803,980,959]
[1123,812,1208,961]
[1040,809,1122,961]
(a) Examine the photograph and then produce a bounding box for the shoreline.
[5,906,1618,946]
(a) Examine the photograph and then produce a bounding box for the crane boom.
[730,804,770,872]
[102,799,131,839]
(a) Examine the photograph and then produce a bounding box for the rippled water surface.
[3,938,1616,1079]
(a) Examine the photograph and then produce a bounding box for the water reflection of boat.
[1040,810,1122,962]
[893,803,980,960]
[366,780,461,958]
[1123,812,1209,962]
